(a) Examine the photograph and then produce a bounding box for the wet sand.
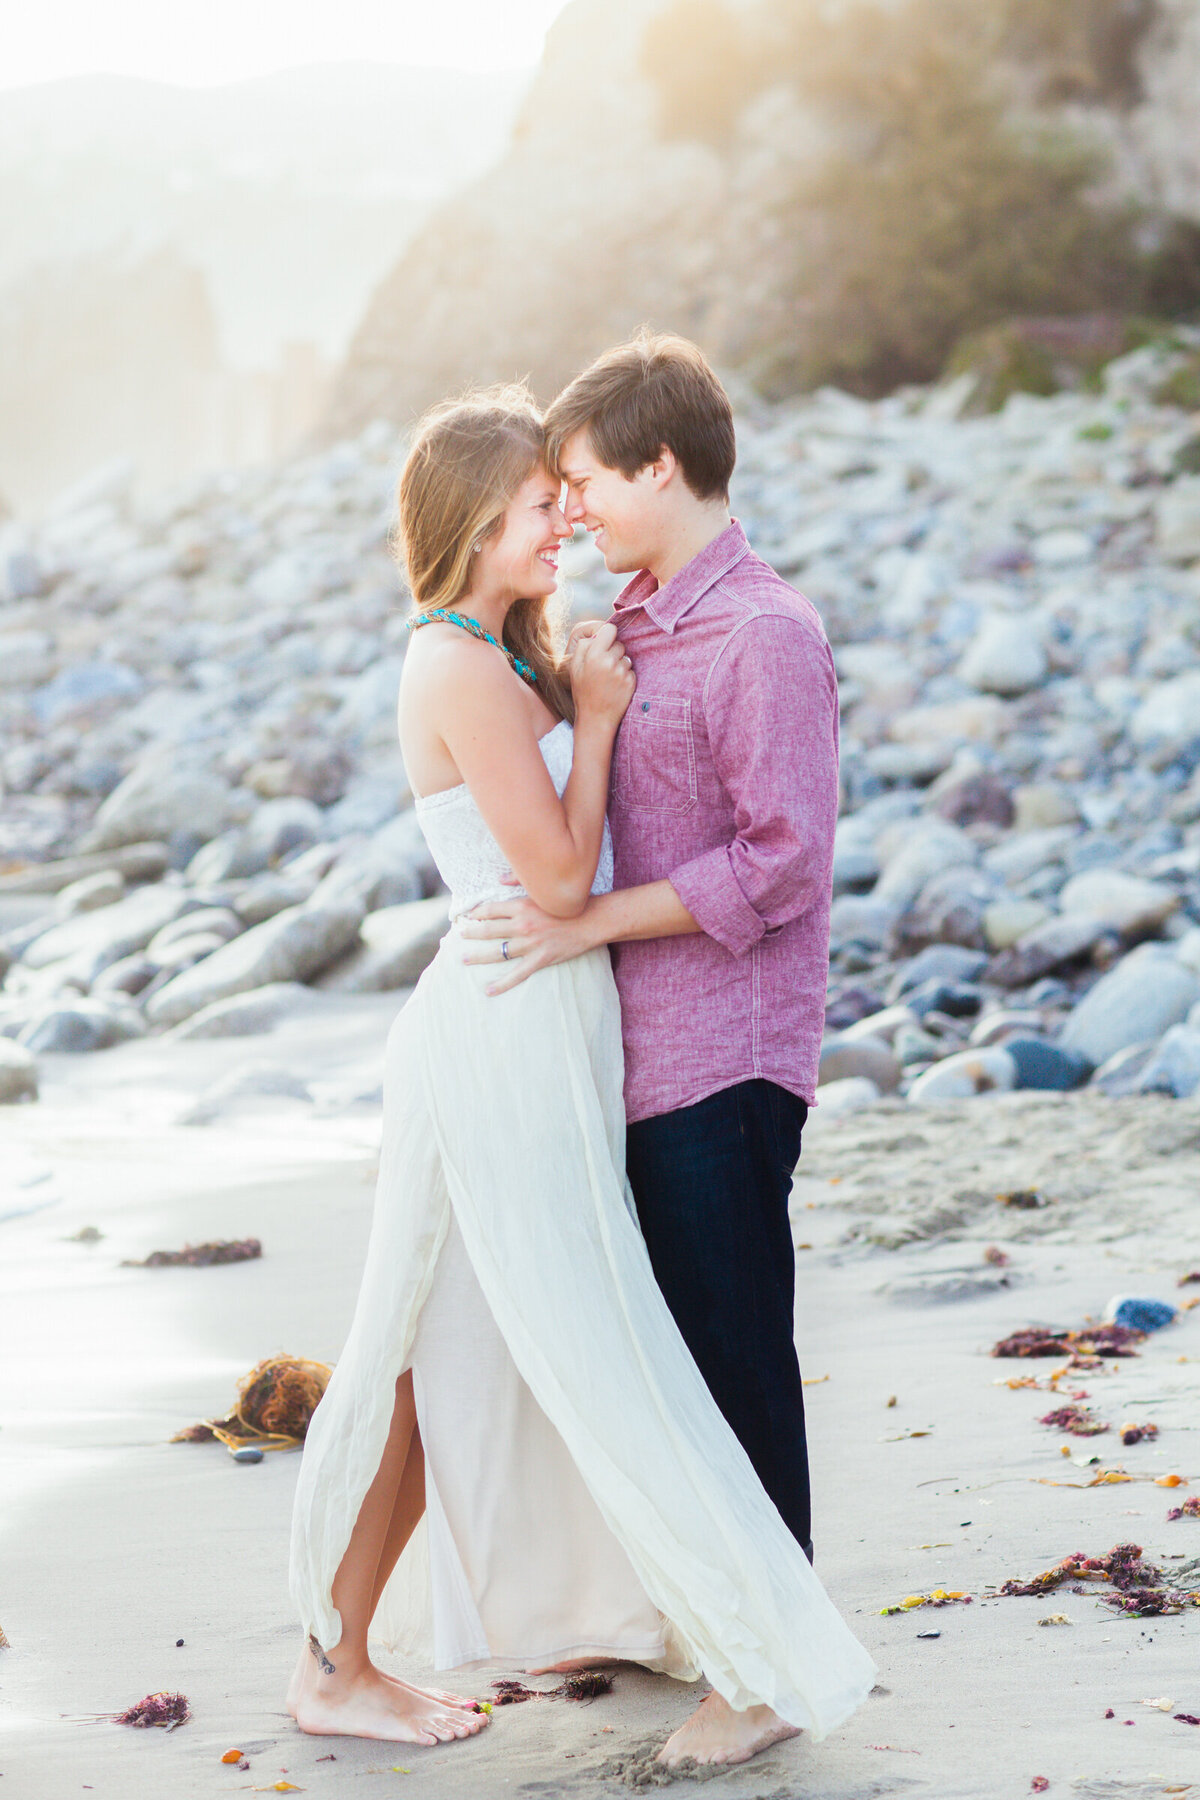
[2,1002,1200,1799]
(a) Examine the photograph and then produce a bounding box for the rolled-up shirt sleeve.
[668,612,840,958]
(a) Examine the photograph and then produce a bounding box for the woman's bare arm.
[410,630,632,918]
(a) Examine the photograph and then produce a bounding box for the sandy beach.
[3,991,1199,1800]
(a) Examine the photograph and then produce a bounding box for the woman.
[287,387,876,1754]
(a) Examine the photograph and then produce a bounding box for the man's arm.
[460,879,699,996]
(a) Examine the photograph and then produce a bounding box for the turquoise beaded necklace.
[405,607,538,686]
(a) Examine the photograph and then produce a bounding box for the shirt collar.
[612,519,750,634]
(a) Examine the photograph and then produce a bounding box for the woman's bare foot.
[525,1656,626,1676]
[289,1644,489,1743]
[381,1670,481,1711]
[656,1692,799,1767]
[288,1646,479,1716]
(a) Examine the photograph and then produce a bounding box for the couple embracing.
[287,332,875,1770]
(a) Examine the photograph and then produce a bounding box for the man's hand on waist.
[460,887,604,994]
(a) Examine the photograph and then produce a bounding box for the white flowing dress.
[289,720,876,1737]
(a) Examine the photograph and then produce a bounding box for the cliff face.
[324,0,734,435]
[325,0,1200,436]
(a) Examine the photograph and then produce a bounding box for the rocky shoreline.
[4,332,1200,1115]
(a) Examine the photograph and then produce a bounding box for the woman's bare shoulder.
[402,625,529,724]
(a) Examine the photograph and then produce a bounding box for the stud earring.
[472,541,482,554]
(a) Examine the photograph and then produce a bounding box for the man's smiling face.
[558,428,660,575]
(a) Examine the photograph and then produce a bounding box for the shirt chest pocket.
[613,694,698,815]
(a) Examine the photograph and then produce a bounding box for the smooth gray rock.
[31,661,143,725]
[52,869,126,919]
[20,884,195,972]
[986,915,1111,988]
[81,761,237,853]
[1058,869,1179,936]
[818,1032,901,1093]
[907,1047,1017,1103]
[1004,1037,1092,1091]
[316,895,449,993]
[0,1039,38,1102]
[165,981,310,1040]
[178,1060,314,1125]
[147,907,242,958]
[890,945,988,1001]
[90,954,156,997]
[0,842,169,896]
[1091,1041,1158,1097]
[1060,946,1200,1068]
[1130,670,1200,748]
[225,796,325,878]
[1136,1024,1200,1099]
[813,1075,881,1117]
[17,998,146,1053]
[145,893,366,1026]
[959,614,1047,696]
[233,871,320,926]
[873,819,976,909]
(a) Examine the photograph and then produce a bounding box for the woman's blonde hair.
[396,385,573,722]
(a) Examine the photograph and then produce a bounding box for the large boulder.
[20,884,196,974]
[220,797,325,880]
[145,894,367,1026]
[316,896,450,993]
[16,998,146,1053]
[165,982,310,1040]
[1060,945,1200,1068]
[80,760,237,854]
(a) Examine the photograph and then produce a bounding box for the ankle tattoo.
[308,1633,336,1676]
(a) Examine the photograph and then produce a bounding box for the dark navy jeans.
[625,1078,813,1560]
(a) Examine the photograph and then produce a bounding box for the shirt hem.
[624,1068,814,1125]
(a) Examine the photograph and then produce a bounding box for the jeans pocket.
[612,694,697,814]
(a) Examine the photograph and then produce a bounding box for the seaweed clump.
[172,1355,331,1452]
[123,1238,261,1268]
[1039,1404,1109,1436]
[112,1692,191,1730]
[1001,1542,1200,1617]
[992,1323,1144,1362]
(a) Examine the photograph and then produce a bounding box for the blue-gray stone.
[1004,1036,1093,1091]
[889,945,988,1002]
[31,662,143,725]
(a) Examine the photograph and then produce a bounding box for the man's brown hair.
[543,329,735,503]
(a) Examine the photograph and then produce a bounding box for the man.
[460,331,840,1768]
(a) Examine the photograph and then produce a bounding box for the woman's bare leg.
[369,1421,479,1711]
[289,1374,488,1744]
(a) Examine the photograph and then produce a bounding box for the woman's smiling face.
[473,465,572,603]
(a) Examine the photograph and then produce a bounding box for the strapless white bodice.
[413,719,614,920]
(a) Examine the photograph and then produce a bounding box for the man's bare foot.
[656,1692,799,1767]
[288,1645,479,1716]
[525,1656,626,1676]
[288,1645,489,1742]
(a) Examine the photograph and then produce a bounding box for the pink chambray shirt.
[607,519,839,1124]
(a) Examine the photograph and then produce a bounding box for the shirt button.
[641,701,650,712]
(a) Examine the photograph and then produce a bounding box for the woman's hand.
[569,620,635,728]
